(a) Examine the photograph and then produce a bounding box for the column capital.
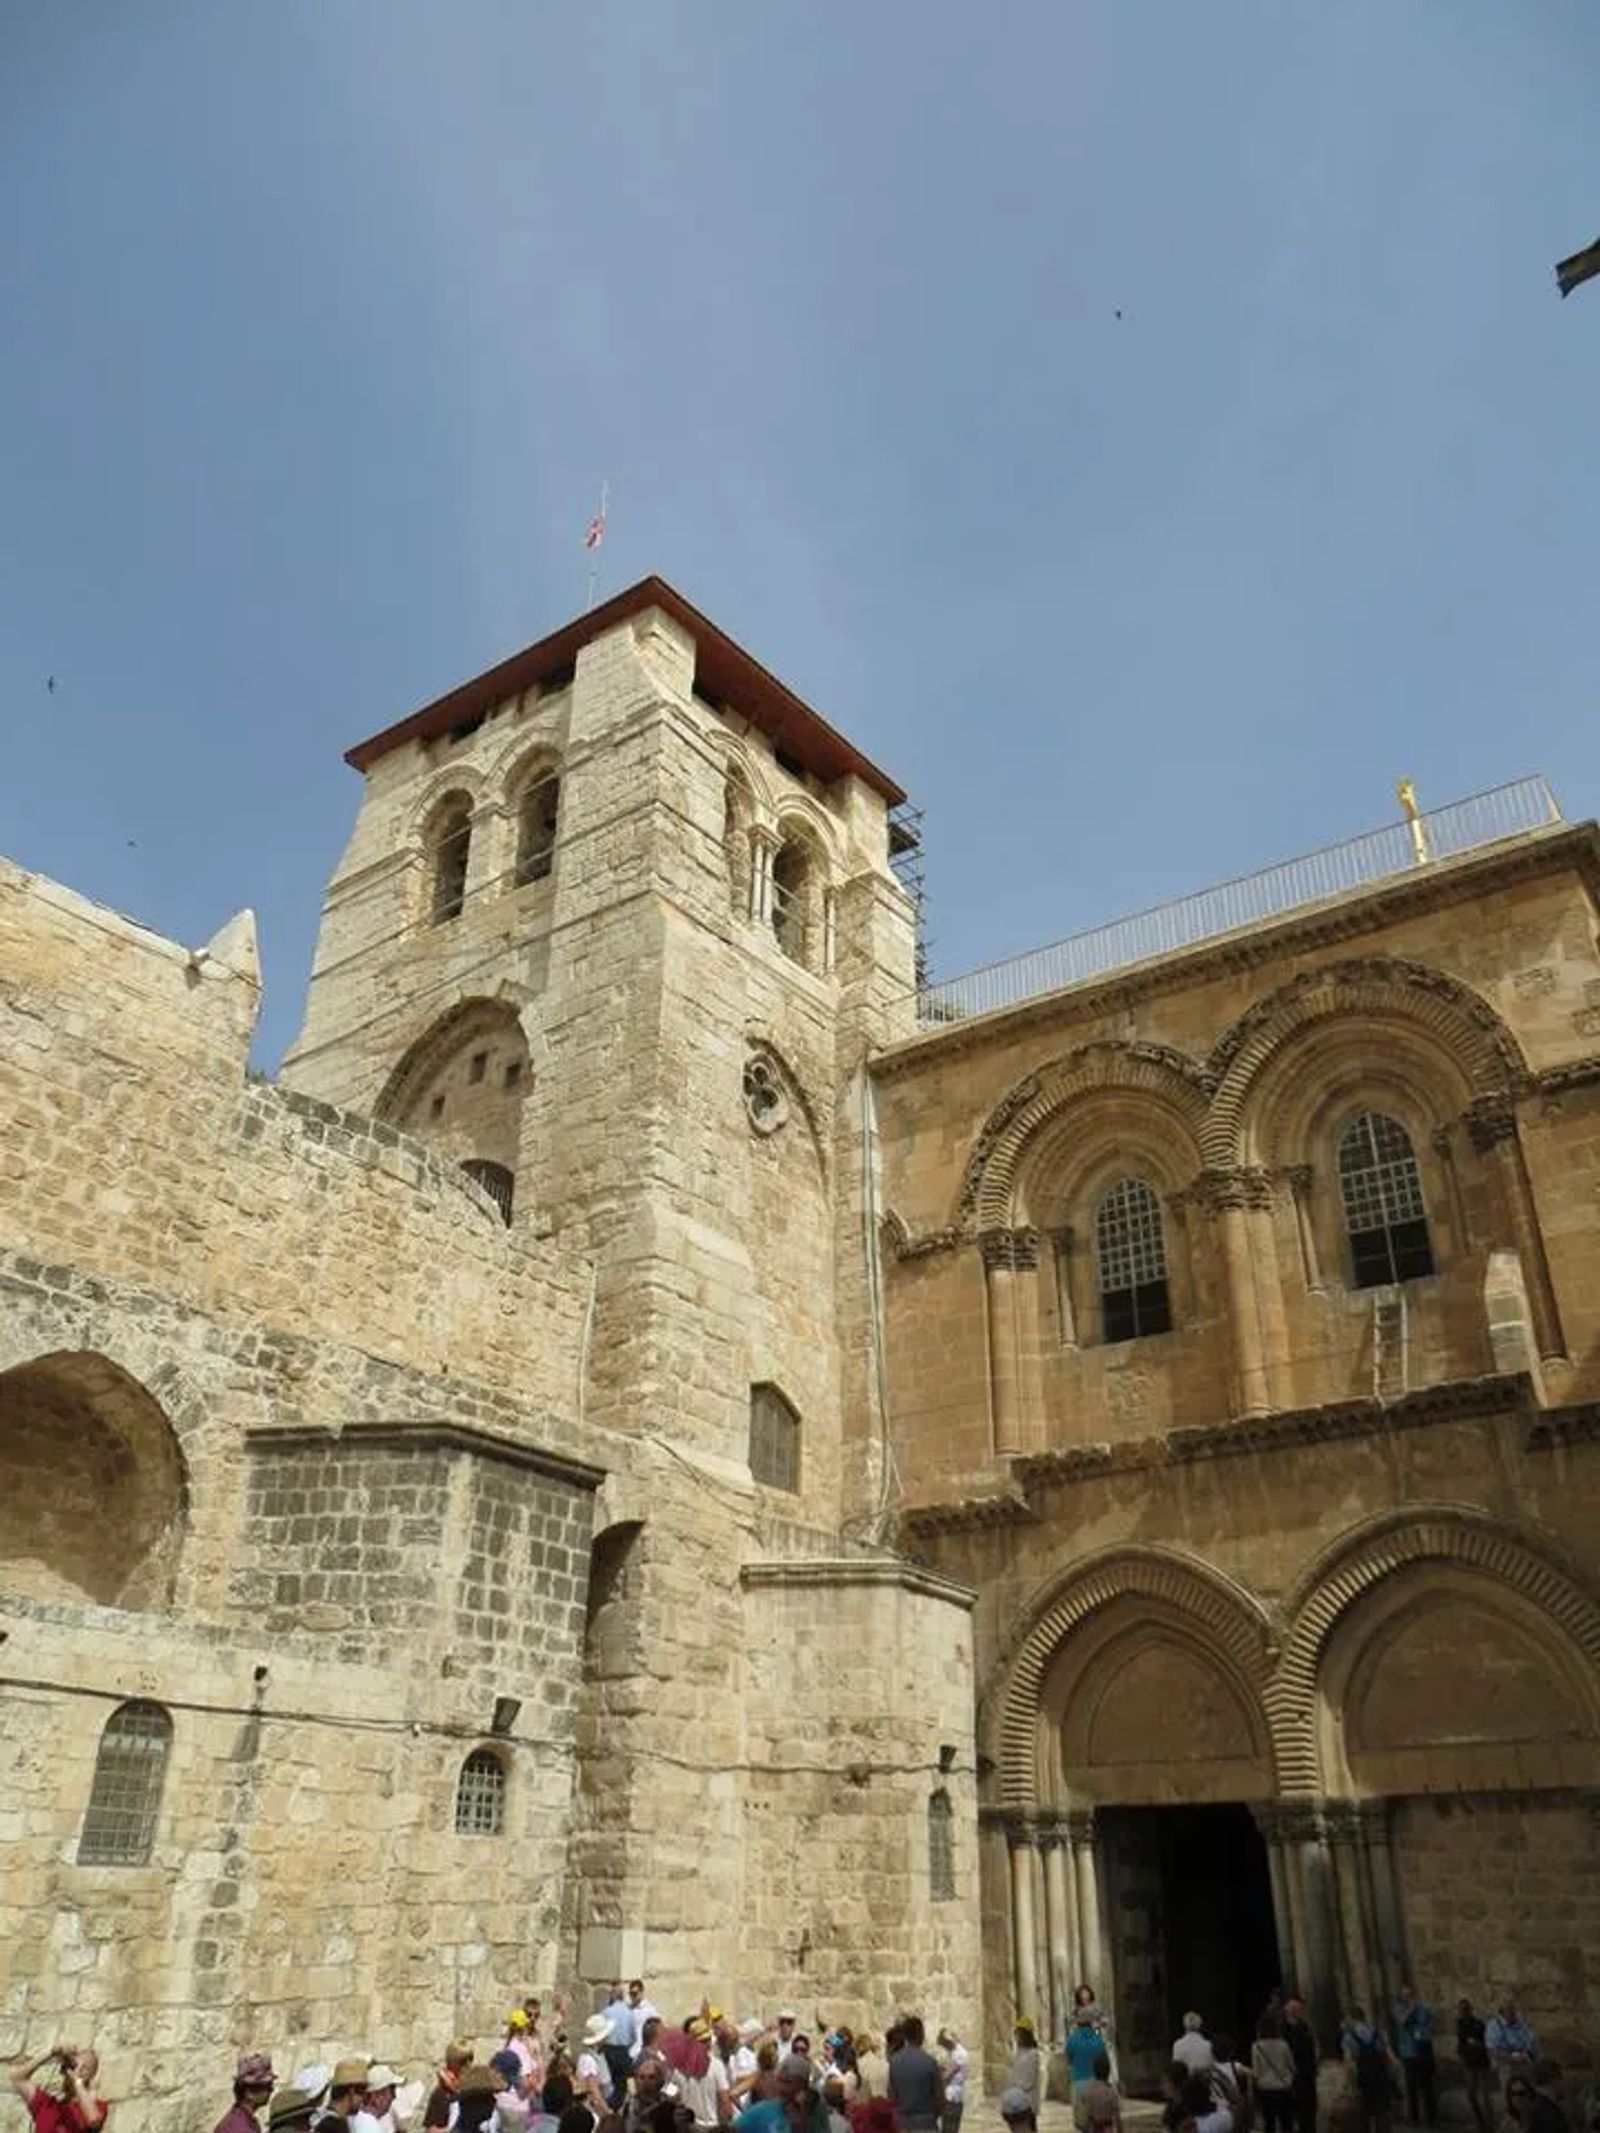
[1185,1164,1276,1214]
[1462,1093,1519,1153]
[1064,1806,1097,1844]
[1035,1818,1073,1850]
[980,1225,1041,1272]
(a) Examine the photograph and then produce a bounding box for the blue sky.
[3,3,1598,1065]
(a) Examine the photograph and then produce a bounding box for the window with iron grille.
[927,1789,955,1901]
[430,800,473,924]
[454,1748,506,1835]
[748,1383,801,1493]
[1094,1176,1172,1341]
[78,1700,172,1865]
[516,775,561,885]
[1337,1111,1434,1288]
[461,1159,514,1226]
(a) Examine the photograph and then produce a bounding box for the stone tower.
[281,577,979,2018]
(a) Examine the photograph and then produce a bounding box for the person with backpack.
[1341,2010,1399,2133]
[1392,1991,1436,2129]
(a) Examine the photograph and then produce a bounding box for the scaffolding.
[888,800,929,991]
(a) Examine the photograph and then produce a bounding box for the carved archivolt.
[1267,1509,1600,1794]
[1202,957,1527,1167]
[990,1546,1275,1809]
[375,995,529,1122]
[955,959,1529,1230]
[960,1040,1211,1230]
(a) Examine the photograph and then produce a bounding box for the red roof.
[344,573,907,804]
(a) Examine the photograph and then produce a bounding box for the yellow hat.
[506,2011,529,2032]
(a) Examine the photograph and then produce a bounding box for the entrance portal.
[1100,1803,1280,2096]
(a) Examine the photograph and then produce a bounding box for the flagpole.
[585,480,609,611]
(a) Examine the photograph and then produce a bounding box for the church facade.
[2,577,1598,2123]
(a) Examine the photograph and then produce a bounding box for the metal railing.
[916,776,1563,1027]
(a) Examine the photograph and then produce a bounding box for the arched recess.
[769,813,833,974]
[376,996,531,1174]
[0,1353,189,1608]
[1204,957,1527,1169]
[504,745,562,887]
[989,1547,1274,1810]
[959,1041,1211,1232]
[1268,1510,1600,1794]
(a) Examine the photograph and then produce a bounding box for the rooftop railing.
[916,775,1563,1028]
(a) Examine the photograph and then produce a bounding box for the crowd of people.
[8,1980,1592,2133]
[4,1988,973,2133]
[1013,1984,1587,2133]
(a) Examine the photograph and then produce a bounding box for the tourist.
[624,2055,672,2133]
[728,2025,764,2108]
[1393,1990,1435,2129]
[888,2018,944,2133]
[1067,2006,1108,2118]
[536,2072,577,2133]
[936,2028,968,2133]
[851,2039,887,2103]
[321,2064,374,2129]
[1525,2063,1569,2133]
[505,2018,539,2090]
[454,2067,501,2133]
[355,2065,405,2133]
[1486,2006,1539,2091]
[1209,2038,1249,2124]
[7,2045,109,2132]
[640,2025,666,2071]
[673,2018,730,2130]
[1504,2077,1536,2133]
[998,2090,1037,2133]
[734,2055,828,2133]
[1173,2018,1215,2078]
[425,2044,476,2129]
[269,2093,320,2132]
[1075,2052,1120,2133]
[1005,2022,1041,2119]
[1283,1998,1318,2133]
[487,2054,531,2130]
[216,2055,278,2133]
[576,2019,615,2118]
[774,2018,801,2065]
[823,2078,851,2133]
[606,1994,638,2103]
[1171,2073,1232,2133]
[1250,2013,1296,2133]
[1456,2004,1494,2133]
[1341,2009,1398,2133]
[1071,1991,1116,2083]
[627,1986,664,2060]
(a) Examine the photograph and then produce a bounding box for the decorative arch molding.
[991,1545,1274,1808]
[959,1040,1212,1230]
[1204,957,1527,1167]
[771,794,844,873]
[410,768,487,839]
[707,729,779,821]
[1268,1507,1600,1793]
[496,736,564,802]
[375,995,531,1123]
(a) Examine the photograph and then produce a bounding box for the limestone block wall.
[738,1561,980,2037]
[874,834,1600,1496]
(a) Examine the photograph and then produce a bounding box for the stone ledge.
[740,1555,977,1610]
[244,1420,605,1492]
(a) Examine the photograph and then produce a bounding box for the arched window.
[516,773,561,886]
[1094,1176,1172,1342]
[461,1158,515,1225]
[78,1699,172,1865]
[927,1788,955,1901]
[454,1747,507,1835]
[748,1382,801,1493]
[769,839,814,967]
[1337,1111,1434,1288]
[429,795,473,924]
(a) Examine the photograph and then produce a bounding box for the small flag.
[584,505,606,550]
[1555,235,1600,299]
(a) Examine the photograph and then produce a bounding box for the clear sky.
[3,3,1598,1065]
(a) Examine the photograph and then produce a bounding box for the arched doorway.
[993,1553,1279,2093]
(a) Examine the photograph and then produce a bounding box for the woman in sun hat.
[575,2019,614,2118]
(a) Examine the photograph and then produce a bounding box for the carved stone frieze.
[979,1225,1041,1273]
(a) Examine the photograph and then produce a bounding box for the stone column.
[1465,1100,1566,1361]
[1282,1164,1324,1292]
[1325,1802,1381,2014]
[1041,1820,1078,2042]
[1197,1168,1275,1417]
[1250,1803,1298,1991]
[981,1227,1042,1456]
[1067,1808,1109,2011]
[1009,1821,1042,2025]
[748,827,778,927]
[1358,1800,1408,2007]
[1283,1802,1341,2047]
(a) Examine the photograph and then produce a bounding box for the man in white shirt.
[1172,2017,1214,2077]
[625,1982,662,2061]
[936,2029,969,2133]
